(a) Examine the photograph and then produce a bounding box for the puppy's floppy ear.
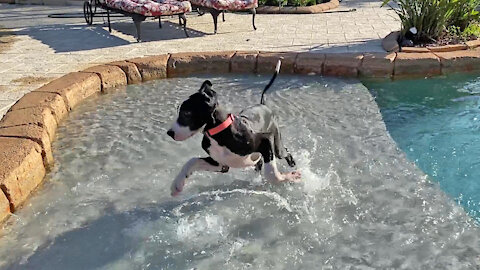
[199,80,213,94]
[199,80,216,98]
[200,80,212,90]
[198,80,217,111]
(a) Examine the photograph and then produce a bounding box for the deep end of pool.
[364,72,480,223]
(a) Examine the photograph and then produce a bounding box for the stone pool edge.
[1,49,480,225]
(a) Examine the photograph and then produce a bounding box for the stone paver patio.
[0,0,399,116]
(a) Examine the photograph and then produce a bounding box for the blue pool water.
[365,73,480,222]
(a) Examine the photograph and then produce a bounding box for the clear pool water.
[1,75,479,269]
[366,73,480,223]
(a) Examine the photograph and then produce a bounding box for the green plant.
[446,25,462,36]
[289,0,316,6]
[443,24,465,42]
[258,0,317,6]
[258,0,285,6]
[382,0,455,41]
[449,0,480,30]
[462,22,480,37]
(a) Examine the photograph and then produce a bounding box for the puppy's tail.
[260,60,281,105]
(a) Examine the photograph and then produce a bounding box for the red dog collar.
[206,114,234,136]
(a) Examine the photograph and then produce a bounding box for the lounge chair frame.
[83,0,189,42]
[194,6,256,34]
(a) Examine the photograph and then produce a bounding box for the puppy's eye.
[181,111,192,117]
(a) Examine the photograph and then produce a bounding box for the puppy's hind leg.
[284,153,295,168]
[171,157,228,196]
[259,139,301,183]
[273,125,296,168]
[264,156,301,183]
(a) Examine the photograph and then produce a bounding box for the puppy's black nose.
[167,129,175,139]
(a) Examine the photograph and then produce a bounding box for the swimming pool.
[1,75,479,269]
[366,73,480,223]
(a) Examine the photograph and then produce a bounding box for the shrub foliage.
[259,0,326,7]
[449,0,480,30]
[383,0,480,42]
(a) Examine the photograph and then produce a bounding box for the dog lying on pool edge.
[167,60,301,196]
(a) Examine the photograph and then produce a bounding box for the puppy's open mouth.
[168,123,205,141]
[173,133,194,141]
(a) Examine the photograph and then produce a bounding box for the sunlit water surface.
[1,75,479,269]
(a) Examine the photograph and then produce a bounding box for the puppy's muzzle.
[167,129,175,139]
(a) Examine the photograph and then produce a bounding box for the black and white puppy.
[167,61,301,196]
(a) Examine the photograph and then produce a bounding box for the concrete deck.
[0,0,399,116]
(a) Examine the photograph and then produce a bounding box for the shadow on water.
[6,180,255,270]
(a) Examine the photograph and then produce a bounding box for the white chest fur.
[207,137,261,168]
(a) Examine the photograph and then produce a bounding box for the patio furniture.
[83,0,192,42]
[190,0,258,34]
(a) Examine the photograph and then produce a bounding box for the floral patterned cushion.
[188,0,257,10]
[105,0,192,16]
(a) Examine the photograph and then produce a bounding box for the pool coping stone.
[359,52,396,78]
[434,49,480,74]
[0,106,58,141]
[167,51,236,77]
[0,124,54,169]
[82,65,128,91]
[7,91,69,124]
[0,137,45,214]
[33,72,102,111]
[106,61,143,85]
[231,51,259,74]
[394,52,441,78]
[127,55,170,81]
[324,53,363,77]
[257,52,298,74]
[0,191,9,224]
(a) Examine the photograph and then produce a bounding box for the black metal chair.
[189,0,258,34]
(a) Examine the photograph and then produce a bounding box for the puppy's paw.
[171,189,181,197]
[171,180,185,197]
[283,171,301,182]
[220,165,229,173]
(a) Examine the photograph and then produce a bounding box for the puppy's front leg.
[171,157,228,196]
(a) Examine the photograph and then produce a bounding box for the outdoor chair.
[83,0,192,42]
[189,0,258,34]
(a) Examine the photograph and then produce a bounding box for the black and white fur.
[167,60,301,196]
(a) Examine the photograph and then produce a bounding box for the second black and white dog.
[167,60,301,196]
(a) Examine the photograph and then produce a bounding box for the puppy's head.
[167,80,217,141]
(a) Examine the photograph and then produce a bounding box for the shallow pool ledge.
[1,49,480,224]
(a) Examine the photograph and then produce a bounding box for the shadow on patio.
[309,38,384,53]
[9,18,205,53]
